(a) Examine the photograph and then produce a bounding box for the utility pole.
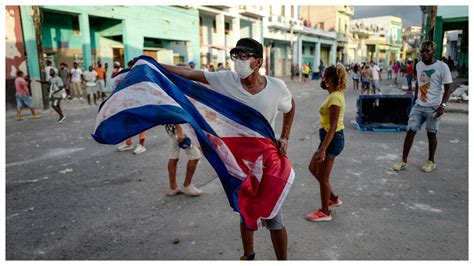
[428,6,437,41]
[31,6,48,109]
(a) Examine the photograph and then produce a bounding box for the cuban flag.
[92,56,295,230]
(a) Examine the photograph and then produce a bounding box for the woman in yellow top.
[306,64,346,222]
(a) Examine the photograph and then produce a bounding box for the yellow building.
[300,5,354,64]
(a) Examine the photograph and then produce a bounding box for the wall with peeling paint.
[5,6,28,108]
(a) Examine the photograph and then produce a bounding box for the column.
[20,6,43,109]
[331,43,337,65]
[251,19,262,43]
[360,39,366,63]
[231,16,241,46]
[375,45,380,63]
[123,19,144,65]
[79,13,92,68]
[297,36,302,79]
[215,13,226,65]
[314,41,321,69]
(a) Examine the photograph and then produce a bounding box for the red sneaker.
[329,196,343,209]
[305,209,332,222]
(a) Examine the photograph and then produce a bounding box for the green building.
[19,6,200,108]
[423,6,468,76]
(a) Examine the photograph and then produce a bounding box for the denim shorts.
[241,208,284,231]
[16,94,35,108]
[318,128,345,159]
[407,104,441,133]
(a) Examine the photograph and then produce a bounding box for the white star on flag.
[243,154,264,182]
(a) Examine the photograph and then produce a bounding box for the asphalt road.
[5,75,468,260]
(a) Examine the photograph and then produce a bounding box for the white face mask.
[234,59,255,79]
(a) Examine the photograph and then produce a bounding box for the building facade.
[350,16,403,66]
[11,5,200,109]
[6,5,340,109]
[6,6,28,109]
[300,5,353,65]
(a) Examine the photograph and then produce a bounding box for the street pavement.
[5,74,468,260]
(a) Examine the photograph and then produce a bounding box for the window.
[310,46,315,55]
[72,16,80,36]
[281,5,285,16]
[213,20,216,33]
[291,5,294,18]
[225,22,230,35]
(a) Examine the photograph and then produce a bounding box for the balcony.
[336,5,354,16]
[267,15,303,32]
[336,32,348,43]
[238,5,266,18]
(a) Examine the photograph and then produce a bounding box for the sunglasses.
[230,53,258,61]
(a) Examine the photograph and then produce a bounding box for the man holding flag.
[161,38,296,260]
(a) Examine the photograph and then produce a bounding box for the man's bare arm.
[278,98,296,155]
[161,64,209,84]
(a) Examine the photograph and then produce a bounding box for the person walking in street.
[14,71,40,121]
[406,58,414,94]
[164,124,202,196]
[116,59,147,155]
[58,63,71,99]
[306,64,346,222]
[70,62,83,100]
[117,132,147,154]
[393,61,400,84]
[302,63,311,83]
[393,41,453,173]
[37,68,66,123]
[83,65,98,105]
[386,61,393,80]
[370,61,381,94]
[318,60,325,80]
[360,63,372,95]
[352,63,360,91]
[111,61,123,78]
[161,37,295,260]
[94,62,107,101]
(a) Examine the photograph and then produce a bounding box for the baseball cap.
[188,61,195,65]
[230,38,263,59]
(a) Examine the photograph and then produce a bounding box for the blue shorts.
[16,94,35,109]
[241,208,284,231]
[407,76,413,87]
[318,128,345,159]
[407,104,441,133]
[362,81,370,89]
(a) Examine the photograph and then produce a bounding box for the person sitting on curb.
[165,124,202,197]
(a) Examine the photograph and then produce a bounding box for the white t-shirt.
[49,76,64,98]
[416,60,453,107]
[83,70,98,87]
[70,68,83,83]
[204,71,293,130]
[370,65,380,80]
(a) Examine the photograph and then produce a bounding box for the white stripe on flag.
[94,81,180,132]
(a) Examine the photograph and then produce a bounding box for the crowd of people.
[349,58,418,95]
[13,59,117,123]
